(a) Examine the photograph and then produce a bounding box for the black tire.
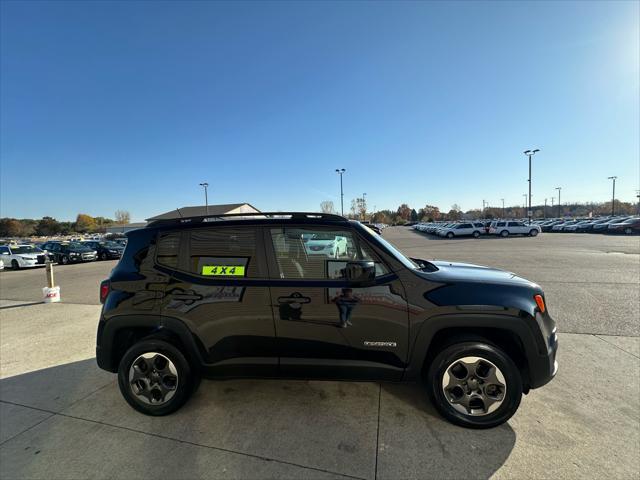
[529,229,538,237]
[117,339,198,416]
[60,255,69,265]
[425,342,523,429]
[500,230,509,237]
[446,232,454,239]
[472,231,480,238]
[625,227,632,235]
[11,259,20,270]
[100,252,108,260]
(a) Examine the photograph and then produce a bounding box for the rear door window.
[189,227,259,278]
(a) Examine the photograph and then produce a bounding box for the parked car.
[574,218,609,233]
[607,217,640,235]
[0,244,48,269]
[96,211,557,429]
[489,221,541,237]
[0,258,4,270]
[438,222,485,238]
[40,241,97,264]
[81,240,125,260]
[591,216,631,233]
[302,232,350,257]
[360,221,382,234]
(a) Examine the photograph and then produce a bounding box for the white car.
[0,258,4,270]
[489,221,541,237]
[0,244,48,269]
[303,233,349,257]
[438,222,485,238]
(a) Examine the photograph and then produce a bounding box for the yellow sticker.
[201,265,246,277]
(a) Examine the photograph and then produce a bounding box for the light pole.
[335,169,346,216]
[482,199,487,217]
[501,198,505,219]
[523,194,527,218]
[199,182,209,215]
[607,176,617,216]
[362,193,367,220]
[544,198,547,219]
[555,187,562,217]
[524,149,540,224]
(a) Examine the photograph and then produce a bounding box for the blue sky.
[1,1,638,221]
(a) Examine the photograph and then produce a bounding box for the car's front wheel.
[426,342,523,429]
[529,229,538,237]
[500,230,509,237]
[446,232,454,239]
[60,255,69,265]
[472,231,480,238]
[118,338,198,416]
[100,252,108,260]
[625,227,633,235]
[11,259,20,270]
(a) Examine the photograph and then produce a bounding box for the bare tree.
[115,210,131,225]
[320,201,335,214]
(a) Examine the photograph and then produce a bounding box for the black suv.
[81,240,125,260]
[41,241,97,264]
[96,212,557,428]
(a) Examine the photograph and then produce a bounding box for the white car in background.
[303,233,349,257]
[0,244,48,269]
[489,221,541,237]
[438,222,485,238]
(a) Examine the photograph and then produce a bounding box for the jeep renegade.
[96,212,558,429]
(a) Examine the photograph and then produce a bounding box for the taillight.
[100,280,110,304]
[534,294,546,313]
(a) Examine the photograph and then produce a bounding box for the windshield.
[102,241,122,248]
[364,227,419,270]
[10,245,41,254]
[68,242,89,250]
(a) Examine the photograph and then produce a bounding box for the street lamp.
[362,192,367,220]
[607,176,617,216]
[199,182,209,215]
[335,169,346,216]
[523,194,528,218]
[555,187,562,217]
[500,198,505,219]
[524,149,540,224]
[544,198,547,219]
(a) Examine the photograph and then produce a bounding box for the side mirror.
[345,261,376,286]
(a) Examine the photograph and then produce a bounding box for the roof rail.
[146,211,347,227]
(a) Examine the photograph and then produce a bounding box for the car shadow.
[378,382,516,480]
[0,359,516,480]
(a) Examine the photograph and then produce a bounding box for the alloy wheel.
[128,352,179,405]
[442,356,506,416]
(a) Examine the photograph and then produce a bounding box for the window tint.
[189,227,257,277]
[497,222,506,227]
[0,246,9,254]
[507,222,519,227]
[458,224,471,229]
[156,232,180,268]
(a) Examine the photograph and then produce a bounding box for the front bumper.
[529,314,559,389]
[18,258,46,268]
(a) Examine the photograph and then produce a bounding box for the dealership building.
[105,203,260,234]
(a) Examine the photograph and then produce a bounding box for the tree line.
[321,199,639,224]
[0,210,131,237]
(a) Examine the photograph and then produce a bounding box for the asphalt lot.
[0,228,638,479]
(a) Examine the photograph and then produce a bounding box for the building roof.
[145,203,260,221]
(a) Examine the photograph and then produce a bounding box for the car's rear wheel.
[100,252,108,260]
[625,227,633,235]
[118,339,198,416]
[11,259,20,270]
[529,229,538,237]
[60,255,69,265]
[473,231,480,238]
[446,232,454,239]
[500,230,509,237]
[426,342,523,428]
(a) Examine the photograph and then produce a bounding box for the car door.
[266,225,409,381]
[156,226,277,377]
[457,223,472,236]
